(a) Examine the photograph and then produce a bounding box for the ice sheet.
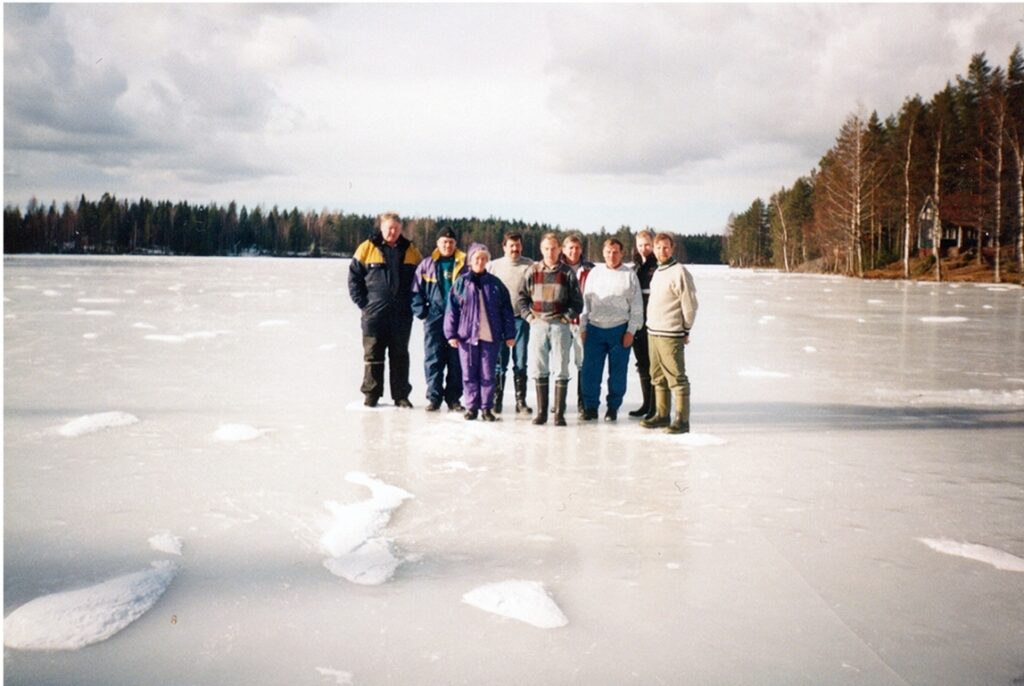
[4,256,1023,685]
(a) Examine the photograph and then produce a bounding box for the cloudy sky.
[4,3,1023,234]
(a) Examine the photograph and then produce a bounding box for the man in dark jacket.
[348,212,423,408]
[411,227,467,412]
[629,229,658,419]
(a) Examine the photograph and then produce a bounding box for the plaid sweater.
[516,261,583,323]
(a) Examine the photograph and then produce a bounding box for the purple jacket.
[443,270,516,346]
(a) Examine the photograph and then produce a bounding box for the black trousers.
[633,325,651,380]
[361,315,413,401]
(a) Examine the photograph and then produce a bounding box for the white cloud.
[4,4,1022,233]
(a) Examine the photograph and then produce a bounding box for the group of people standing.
[347,212,698,434]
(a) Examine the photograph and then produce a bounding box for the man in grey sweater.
[486,232,534,415]
[579,238,644,422]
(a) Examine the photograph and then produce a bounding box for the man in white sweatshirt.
[579,238,644,422]
[640,232,698,434]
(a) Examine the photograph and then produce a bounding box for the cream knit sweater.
[645,261,698,337]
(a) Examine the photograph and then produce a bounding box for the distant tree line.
[725,45,1024,284]
[3,195,724,265]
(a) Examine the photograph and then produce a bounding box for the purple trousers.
[458,340,501,410]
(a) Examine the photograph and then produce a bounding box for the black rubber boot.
[577,376,585,418]
[640,387,670,429]
[515,372,533,415]
[629,376,652,418]
[493,374,505,414]
[532,379,549,425]
[553,379,569,427]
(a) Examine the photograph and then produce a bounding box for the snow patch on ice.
[319,472,414,585]
[803,346,817,353]
[739,367,790,379]
[462,580,568,629]
[132,322,158,329]
[77,297,123,304]
[258,319,289,328]
[3,561,178,650]
[918,538,1024,572]
[72,308,114,316]
[58,411,138,437]
[42,289,61,297]
[757,315,776,324]
[148,532,183,556]
[919,316,969,323]
[213,424,265,442]
[867,299,884,305]
[319,343,337,351]
[316,667,354,685]
[82,333,98,340]
[874,388,1024,407]
[434,460,487,474]
[144,330,230,343]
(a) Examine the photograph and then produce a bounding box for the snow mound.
[323,538,403,586]
[918,538,1024,572]
[213,424,264,442]
[58,412,138,437]
[919,316,969,323]
[462,580,568,629]
[738,367,790,379]
[320,472,414,585]
[3,561,178,650]
[148,532,183,556]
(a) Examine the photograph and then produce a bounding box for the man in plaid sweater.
[516,233,584,426]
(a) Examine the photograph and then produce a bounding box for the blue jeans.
[497,317,529,376]
[527,319,572,381]
[581,323,631,411]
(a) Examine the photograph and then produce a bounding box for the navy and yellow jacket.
[348,234,422,329]
[411,248,467,325]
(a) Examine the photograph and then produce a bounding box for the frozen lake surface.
[4,255,1024,685]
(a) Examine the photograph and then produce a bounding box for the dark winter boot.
[629,376,652,418]
[664,389,690,434]
[493,374,505,414]
[577,376,585,418]
[481,409,498,422]
[532,378,549,425]
[515,372,533,415]
[553,379,569,427]
[640,387,671,429]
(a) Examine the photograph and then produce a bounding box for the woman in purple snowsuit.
[443,244,517,421]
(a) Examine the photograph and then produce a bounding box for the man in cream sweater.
[579,238,644,422]
[640,232,698,434]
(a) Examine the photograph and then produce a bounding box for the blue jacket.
[348,234,422,333]
[443,271,516,346]
[411,248,467,325]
